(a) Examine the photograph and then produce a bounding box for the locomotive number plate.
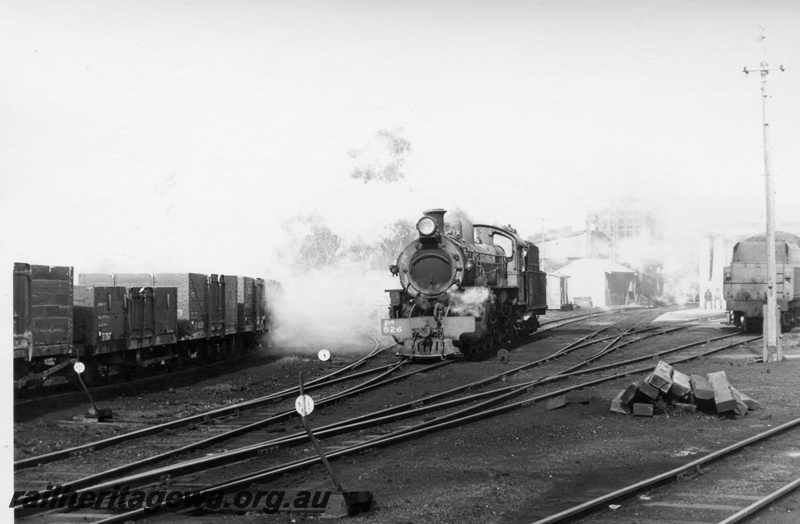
[381,319,404,334]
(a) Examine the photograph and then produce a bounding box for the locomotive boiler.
[723,231,800,332]
[381,209,547,359]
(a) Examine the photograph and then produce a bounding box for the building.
[587,200,661,261]
[538,230,612,271]
[554,259,637,308]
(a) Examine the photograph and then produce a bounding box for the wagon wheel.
[97,363,113,382]
[172,346,189,370]
[197,345,214,366]
[234,337,248,357]
[14,361,35,390]
[220,340,235,361]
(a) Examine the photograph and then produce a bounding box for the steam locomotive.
[13,263,271,389]
[381,209,547,359]
[723,231,800,332]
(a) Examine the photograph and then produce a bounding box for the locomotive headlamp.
[417,216,437,236]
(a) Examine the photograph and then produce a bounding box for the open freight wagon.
[14,264,271,389]
[79,272,268,365]
[13,263,74,387]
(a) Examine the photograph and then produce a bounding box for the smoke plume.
[446,287,493,317]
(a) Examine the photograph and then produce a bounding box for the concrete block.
[548,390,594,410]
[620,381,642,404]
[730,387,762,411]
[690,374,715,400]
[707,371,737,413]
[638,379,661,400]
[565,389,593,404]
[669,370,692,398]
[674,402,697,413]
[610,390,631,415]
[646,361,674,392]
[633,403,654,417]
[546,395,568,410]
[729,387,749,416]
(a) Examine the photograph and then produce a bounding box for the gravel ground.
[11,310,800,524]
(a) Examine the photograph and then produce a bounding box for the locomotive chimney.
[423,209,447,233]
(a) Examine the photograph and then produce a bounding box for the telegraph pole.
[743,29,784,362]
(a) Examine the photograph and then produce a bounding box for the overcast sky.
[2,0,799,280]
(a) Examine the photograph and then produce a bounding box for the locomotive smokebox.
[423,209,447,234]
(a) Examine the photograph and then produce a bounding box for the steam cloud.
[264,261,397,356]
[446,287,493,317]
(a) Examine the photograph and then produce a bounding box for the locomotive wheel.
[741,316,750,333]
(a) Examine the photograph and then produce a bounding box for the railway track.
[530,416,800,523]
[14,350,263,408]
[14,340,418,469]
[14,308,757,522]
[11,309,650,473]
[12,311,608,410]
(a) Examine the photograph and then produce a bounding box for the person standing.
[704,289,713,309]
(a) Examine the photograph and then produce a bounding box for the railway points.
[15,306,799,523]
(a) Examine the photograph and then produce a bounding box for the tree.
[349,129,411,183]
[296,224,342,271]
[374,219,417,269]
[341,219,417,270]
[447,207,472,223]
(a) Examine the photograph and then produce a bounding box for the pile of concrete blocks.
[610,361,761,417]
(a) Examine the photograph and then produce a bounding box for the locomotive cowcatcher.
[382,209,547,359]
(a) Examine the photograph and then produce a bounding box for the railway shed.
[555,258,636,308]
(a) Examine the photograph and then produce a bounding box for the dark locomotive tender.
[724,231,800,332]
[13,263,270,388]
[381,209,547,359]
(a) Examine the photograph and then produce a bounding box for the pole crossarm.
[743,63,785,75]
